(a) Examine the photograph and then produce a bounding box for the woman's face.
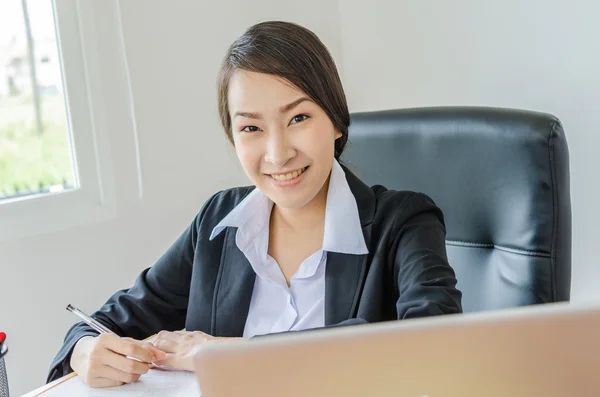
[228,70,341,209]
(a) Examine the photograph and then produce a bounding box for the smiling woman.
[227,70,341,210]
[49,21,463,388]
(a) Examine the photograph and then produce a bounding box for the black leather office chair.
[343,107,571,312]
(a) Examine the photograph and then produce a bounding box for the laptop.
[195,302,600,397]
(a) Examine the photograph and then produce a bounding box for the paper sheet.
[42,367,201,397]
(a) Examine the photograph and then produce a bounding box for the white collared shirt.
[209,160,368,337]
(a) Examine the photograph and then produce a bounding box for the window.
[0,0,117,241]
[0,0,76,201]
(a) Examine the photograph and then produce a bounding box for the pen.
[66,304,116,335]
[66,305,156,366]
[0,332,5,353]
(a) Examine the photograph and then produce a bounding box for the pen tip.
[66,304,73,311]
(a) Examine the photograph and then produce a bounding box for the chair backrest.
[342,107,571,312]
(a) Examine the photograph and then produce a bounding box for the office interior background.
[0,0,599,395]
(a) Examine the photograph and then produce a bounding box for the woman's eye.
[290,114,309,124]
[241,125,260,132]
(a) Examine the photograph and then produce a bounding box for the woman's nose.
[264,132,295,168]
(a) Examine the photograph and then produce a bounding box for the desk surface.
[22,373,77,397]
[22,369,199,396]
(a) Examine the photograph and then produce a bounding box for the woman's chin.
[262,187,315,210]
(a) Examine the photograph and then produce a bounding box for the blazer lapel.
[325,250,370,325]
[325,165,376,325]
[212,228,256,337]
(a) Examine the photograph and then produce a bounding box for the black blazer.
[48,166,462,382]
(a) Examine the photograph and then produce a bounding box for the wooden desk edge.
[21,373,77,397]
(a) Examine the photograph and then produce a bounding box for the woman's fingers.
[142,342,167,360]
[102,352,151,375]
[153,338,180,353]
[72,334,166,388]
[96,365,142,384]
[152,354,181,369]
[86,354,142,387]
[153,330,195,353]
[104,336,156,363]
[155,330,185,341]
[74,331,240,386]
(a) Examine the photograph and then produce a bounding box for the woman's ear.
[335,131,342,140]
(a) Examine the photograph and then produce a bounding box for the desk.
[21,374,76,397]
[22,369,199,396]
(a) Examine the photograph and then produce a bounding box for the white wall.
[0,1,343,395]
[338,0,600,302]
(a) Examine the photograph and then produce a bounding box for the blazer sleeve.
[47,192,220,383]
[392,192,463,319]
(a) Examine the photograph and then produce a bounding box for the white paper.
[42,368,201,397]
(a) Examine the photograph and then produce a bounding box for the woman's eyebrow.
[233,111,262,120]
[279,97,312,113]
[233,97,312,120]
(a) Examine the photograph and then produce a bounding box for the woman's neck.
[270,176,330,233]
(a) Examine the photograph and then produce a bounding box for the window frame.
[0,0,116,242]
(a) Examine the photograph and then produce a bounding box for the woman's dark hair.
[217,21,350,159]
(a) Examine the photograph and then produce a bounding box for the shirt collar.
[210,160,369,255]
[321,160,368,254]
[209,188,271,242]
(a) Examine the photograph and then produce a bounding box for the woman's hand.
[70,334,167,388]
[152,330,246,371]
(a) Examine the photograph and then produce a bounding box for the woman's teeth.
[271,167,307,181]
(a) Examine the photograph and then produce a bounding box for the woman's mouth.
[268,166,309,187]
[270,166,308,181]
